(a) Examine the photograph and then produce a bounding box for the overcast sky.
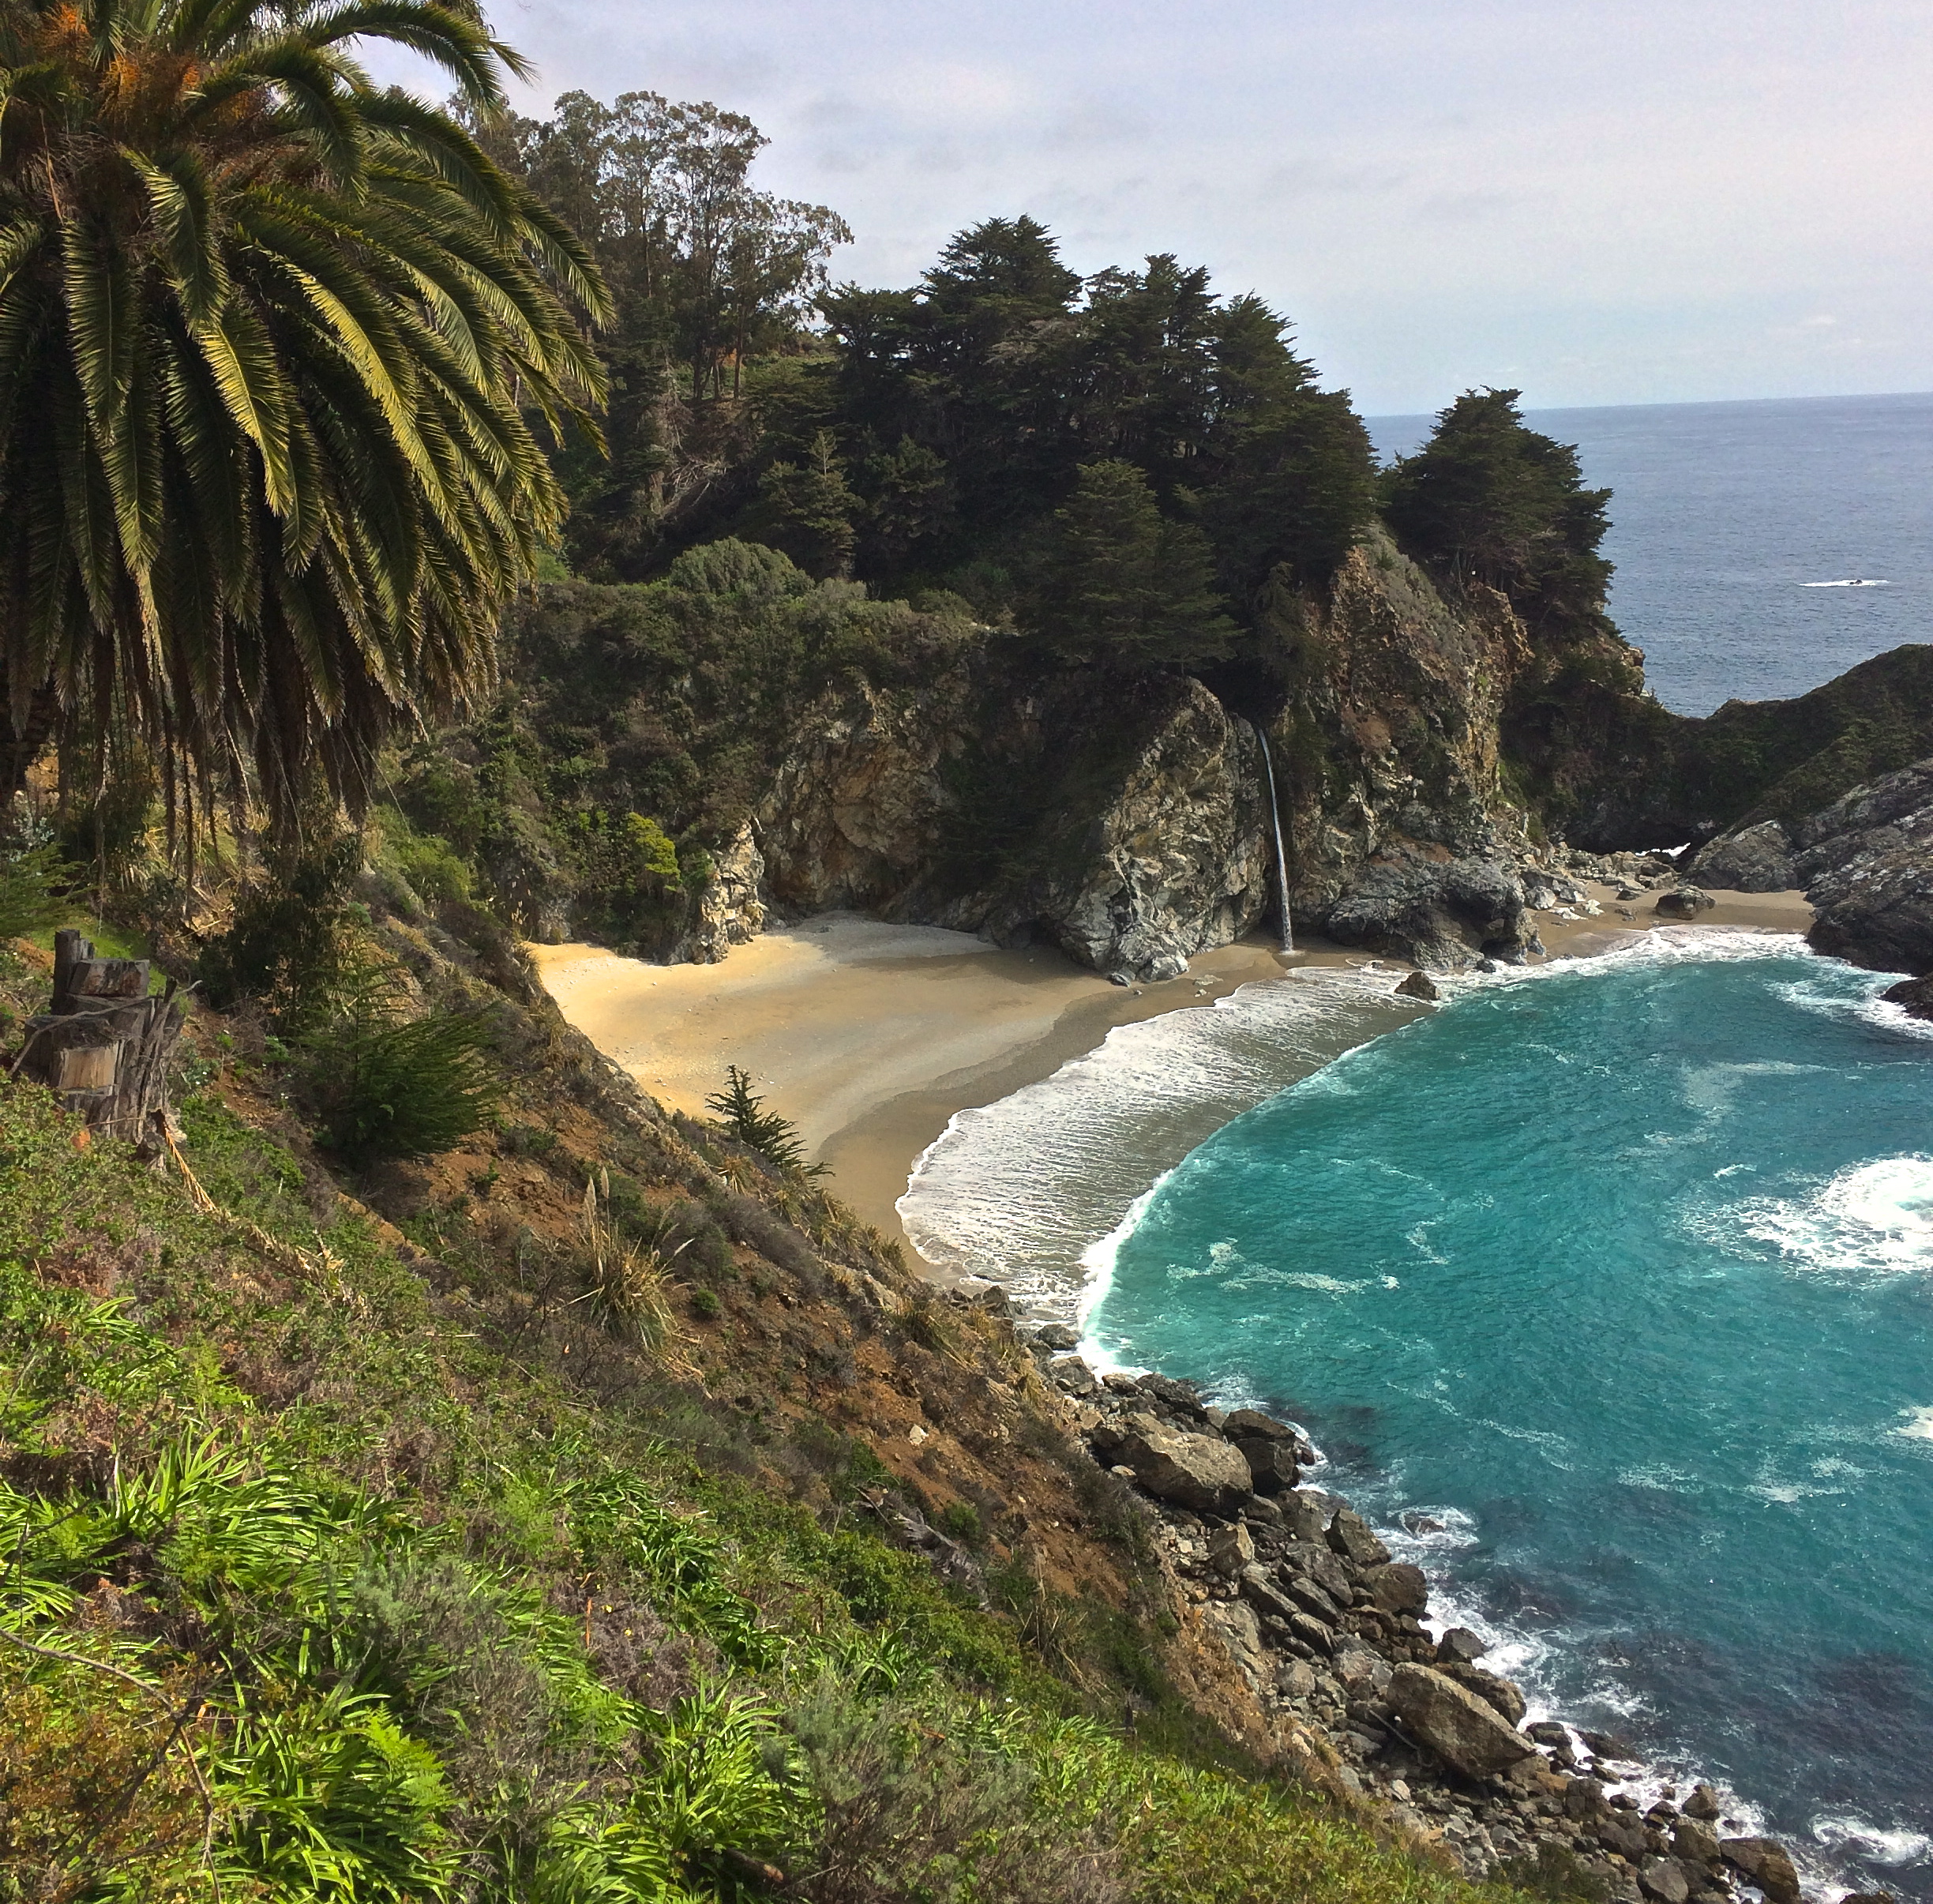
[430,0,1932,415]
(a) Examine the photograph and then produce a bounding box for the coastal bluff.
[1691,753,1933,1001]
[483,528,1927,988]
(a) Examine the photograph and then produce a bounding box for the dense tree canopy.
[480,117,1379,629]
[1383,389,1612,633]
[809,219,1378,610]
[1030,461,1235,672]
[0,0,609,833]
[471,89,850,576]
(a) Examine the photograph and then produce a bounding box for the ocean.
[1367,391,1933,716]
[902,394,1933,1895]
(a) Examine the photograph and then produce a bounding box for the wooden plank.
[54,1042,119,1091]
[66,958,148,999]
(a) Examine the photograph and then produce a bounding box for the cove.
[1083,942,1933,1895]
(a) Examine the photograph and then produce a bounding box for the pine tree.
[1383,390,1612,631]
[1033,462,1236,672]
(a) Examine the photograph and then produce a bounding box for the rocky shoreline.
[963,1298,1857,1904]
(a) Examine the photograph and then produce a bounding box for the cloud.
[397,0,1933,410]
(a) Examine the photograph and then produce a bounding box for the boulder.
[1236,1435,1302,1493]
[1139,1372,1210,1420]
[1276,1572,1343,1624]
[1277,1657,1318,1699]
[1238,1564,1302,1623]
[1386,1663,1535,1779]
[1114,1419,1252,1515]
[1597,1812,1652,1859]
[1334,1644,1391,1696]
[1720,1838,1800,1904]
[1794,757,1933,973]
[1047,1354,1098,1395]
[1279,1541,1353,1604]
[1222,1407,1297,1441]
[1687,819,1795,892]
[1655,885,1716,918]
[1672,1819,1721,1867]
[1278,1493,1331,1544]
[1361,1561,1428,1615]
[1680,1785,1720,1823]
[1030,1322,1080,1350]
[1321,849,1533,967]
[1452,1666,1527,1726]
[1881,974,1933,1021]
[1638,1857,1693,1904]
[1396,970,1442,1001]
[1436,1625,1487,1664]
[1207,1522,1256,1575]
[1327,1506,1391,1567]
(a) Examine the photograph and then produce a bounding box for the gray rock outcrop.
[679,822,767,961]
[1099,1412,1252,1515]
[1323,851,1531,967]
[1721,1838,1801,1904]
[1386,1662,1537,1778]
[1792,758,1933,974]
[1687,819,1795,892]
[754,671,1271,982]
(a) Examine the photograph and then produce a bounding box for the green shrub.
[935,1501,983,1546]
[783,1684,1120,1904]
[0,837,73,941]
[199,836,363,1031]
[302,975,501,1164]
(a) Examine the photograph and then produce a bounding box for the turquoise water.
[1085,946,1933,1892]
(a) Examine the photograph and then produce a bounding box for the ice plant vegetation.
[0,0,609,829]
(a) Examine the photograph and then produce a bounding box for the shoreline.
[529,887,1856,1895]
[529,884,1815,1267]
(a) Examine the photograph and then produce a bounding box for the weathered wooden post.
[17,929,187,1156]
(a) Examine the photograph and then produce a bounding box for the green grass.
[0,1057,1533,1904]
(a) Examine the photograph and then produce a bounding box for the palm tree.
[0,0,610,836]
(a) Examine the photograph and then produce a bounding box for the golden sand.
[529,883,1815,1250]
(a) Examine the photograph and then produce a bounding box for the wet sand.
[529,884,1815,1252]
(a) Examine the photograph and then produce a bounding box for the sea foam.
[1740,1155,1933,1278]
[900,929,1828,1324]
[897,965,1417,1321]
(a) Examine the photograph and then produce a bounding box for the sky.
[390,0,1933,415]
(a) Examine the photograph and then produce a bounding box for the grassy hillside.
[0,915,1532,1904]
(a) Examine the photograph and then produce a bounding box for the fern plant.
[301,967,500,1164]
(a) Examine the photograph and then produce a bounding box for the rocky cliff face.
[751,667,1272,981]
[1261,527,1537,966]
[1535,644,1933,853]
[711,526,1546,975]
[1694,757,1933,975]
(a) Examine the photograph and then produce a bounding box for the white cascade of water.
[1250,721,1294,953]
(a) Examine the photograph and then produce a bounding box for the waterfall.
[1250,722,1294,954]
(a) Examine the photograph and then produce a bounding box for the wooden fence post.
[17,930,187,1157]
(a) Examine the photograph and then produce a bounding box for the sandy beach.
[529,881,1815,1252]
